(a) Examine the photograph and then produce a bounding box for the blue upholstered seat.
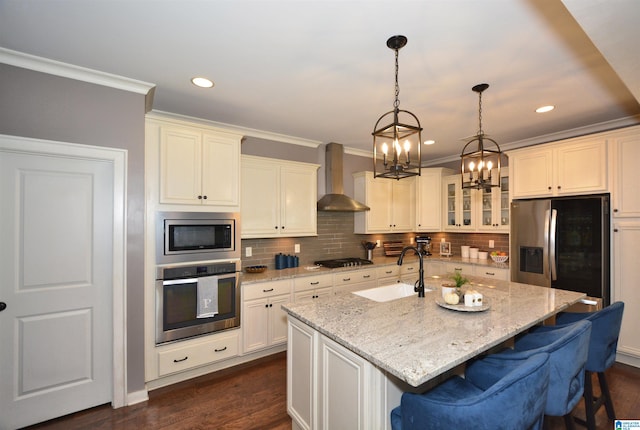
[390,352,550,430]
[464,319,592,429]
[533,302,624,430]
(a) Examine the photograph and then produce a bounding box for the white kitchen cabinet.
[399,260,420,285]
[156,330,240,377]
[415,168,454,232]
[443,261,474,277]
[241,155,319,238]
[376,265,401,286]
[333,268,377,294]
[473,265,509,281]
[242,279,292,354]
[353,171,415,233]
[288,317,316,430]
[443,175,476,231]
[147,114,242,211]
[613,221,640,366]
[293,273,334,303]
[509,137,607,198]
[610,126,640,218]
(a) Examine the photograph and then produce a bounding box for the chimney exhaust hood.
[317,143,370,212]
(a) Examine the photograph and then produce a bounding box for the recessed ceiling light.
[191,77,214,88]
[424,139,435,145]
[536,105,554,113]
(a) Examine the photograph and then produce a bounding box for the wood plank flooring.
[24,352,640,430]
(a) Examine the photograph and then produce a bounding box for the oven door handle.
[163,278,198,286]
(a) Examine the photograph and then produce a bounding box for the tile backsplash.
[241,212,509,269]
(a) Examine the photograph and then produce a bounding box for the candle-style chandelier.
[460,83,503,190]
[372,35,423,180]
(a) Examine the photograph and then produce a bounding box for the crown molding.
[0,47,155,96]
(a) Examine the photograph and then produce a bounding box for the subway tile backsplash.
[241,212,509,269]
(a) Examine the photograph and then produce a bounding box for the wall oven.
[156,211,240,264]
[155,261,241,344]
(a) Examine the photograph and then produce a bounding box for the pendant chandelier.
[372,35,422,180]
[460,83,503,190]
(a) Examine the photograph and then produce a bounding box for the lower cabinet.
[473,265,509,281]
[288,317,389,430]
[293,273,334,303]
[156,330,240,377]
[242,279,291,353]
[333,268,377,294]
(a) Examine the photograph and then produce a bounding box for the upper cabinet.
[146,114,242,211]
[610,126,640,218]
[241,155,319,238]
[353,171,415,234]
[443,168,509,233]
[509,137,607,199]
[415,168,454,232]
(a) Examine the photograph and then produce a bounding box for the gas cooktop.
[314,258,373,268]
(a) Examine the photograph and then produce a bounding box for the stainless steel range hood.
[317,142,370,212]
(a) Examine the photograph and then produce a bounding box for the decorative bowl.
[245,265,267,273]
[490,255,509,263]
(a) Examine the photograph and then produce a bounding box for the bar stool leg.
[597,371,616,419]
[582,371,597,430]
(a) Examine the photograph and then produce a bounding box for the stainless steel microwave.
[156,211,240,264]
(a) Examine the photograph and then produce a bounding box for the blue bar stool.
[465,320,592,430]
[537,302,624,430]
[390,352,550,430]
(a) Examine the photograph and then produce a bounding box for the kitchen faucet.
[397,246,425,298]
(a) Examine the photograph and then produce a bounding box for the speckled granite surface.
[241,255,509,284]
[282,276,585,387]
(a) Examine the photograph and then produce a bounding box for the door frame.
[0,134,127,408]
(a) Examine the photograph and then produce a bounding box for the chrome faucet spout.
[397,246,426,298]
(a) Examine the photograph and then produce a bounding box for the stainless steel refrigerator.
[510,194,610,308]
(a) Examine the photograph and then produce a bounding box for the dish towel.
[197,276,219,318]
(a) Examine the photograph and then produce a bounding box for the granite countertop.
[281,275,585,387]
[242,254,509,285]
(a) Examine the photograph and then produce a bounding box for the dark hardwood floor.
[24,352,640,430]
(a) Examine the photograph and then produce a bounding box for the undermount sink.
[353,282,426,302]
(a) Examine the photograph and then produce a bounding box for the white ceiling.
[1,0,638,164]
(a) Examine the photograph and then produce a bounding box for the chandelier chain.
[394,48,400,109]
[478,90,483,135]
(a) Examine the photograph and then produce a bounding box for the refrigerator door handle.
[543,208,551,282]
[549,208,558,281]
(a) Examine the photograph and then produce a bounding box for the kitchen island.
[283,275,585,430]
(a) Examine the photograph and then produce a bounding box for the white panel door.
[0,147,114,429]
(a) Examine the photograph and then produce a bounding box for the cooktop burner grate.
[314,258,373,268]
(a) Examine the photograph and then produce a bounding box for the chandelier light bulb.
[486,160,493,171]
[469,161,475,171]
[382,142,388,155]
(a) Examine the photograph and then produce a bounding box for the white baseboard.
[616,352,640,369]
[126,389,149,406]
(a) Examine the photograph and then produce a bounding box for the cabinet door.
[269,295,291,346]
[510,148,554,198]
[555,140,607,195]
[364,175,393,233]
[416,170,444,231]
[478,168,509,232]
[613,221,640,360]
[611,130,640,217]
[280,165,318,236]
[159,126,203,204]
[241,159,280,237]
[201,132,240,207]
[443,176,475,230]
[318,334,368,430]
[287,318,315,430]
[242,298,270,352]
[391,178,415,231]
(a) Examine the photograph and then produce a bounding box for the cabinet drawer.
[400,262,420,276]
[294,273,333,292]
[474,267,509,281]
[333,268,376,286]
[294,286,333,303]
[443,262,473,275]
[376,265,400,279]
[243,279,291,300]
[157,331,239,376]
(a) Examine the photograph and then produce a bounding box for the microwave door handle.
[549,208,558,281]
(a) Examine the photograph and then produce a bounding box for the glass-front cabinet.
[444,176,475,231]
[444,168,509,233]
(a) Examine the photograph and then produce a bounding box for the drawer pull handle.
[455,267,462,271]
[485,272,495,276]
[173,356,188,363]
[263,288,274,292]
[385,270,392,274]
[343,278,351,282]
[214,346,228,353]
[363,275,371,278]
[310,281,320,285]
[406,267,414,271]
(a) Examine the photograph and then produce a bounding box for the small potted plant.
[441,271,470,304]
[452,271,470,297]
